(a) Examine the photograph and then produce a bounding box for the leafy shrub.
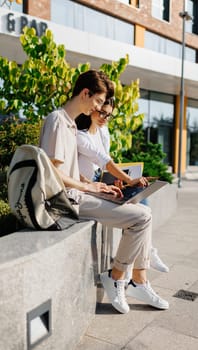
[0,200,18,237]
[124,128,173,183]
[0,118,41,171]
[0,119,41,236]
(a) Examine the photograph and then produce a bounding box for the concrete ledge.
[148,182,178,229]
[0,183,178,350]
[0,220,101,350]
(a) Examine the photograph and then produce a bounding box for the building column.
[134,24,145,47]
[174,94,187,174]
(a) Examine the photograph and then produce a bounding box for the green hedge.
[0,118,41,170]
[0,119,41,236]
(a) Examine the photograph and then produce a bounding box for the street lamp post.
[177,2,192,188]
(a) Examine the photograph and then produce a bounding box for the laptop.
[101,162,143,185]
[86,180,168,205]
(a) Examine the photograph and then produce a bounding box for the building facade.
[0,0,198,172]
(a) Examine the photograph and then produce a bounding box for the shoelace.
[115,281,127,304]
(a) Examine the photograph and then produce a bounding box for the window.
[139,90,174,165]
[152,0,170,22]
[186,0,198,34]
[51,0,134,45]
[0,0,23,12]
[186,99,198,165]
[145,31,196,63]
[119,0,139,6]
[119,0,130,4]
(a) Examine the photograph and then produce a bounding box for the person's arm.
[80,174,92,184]
[77,131,148,187]
[106,160,148,187]
[51,159,123,196]
[77,131,111,170]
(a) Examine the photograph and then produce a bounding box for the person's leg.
[79,194,152,271]
[150,246,169,272]
[127,186,169,273]
[79,194,169,312]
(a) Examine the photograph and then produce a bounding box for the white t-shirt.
[40,108,80,181]
[77,126,111,180]
[40,107,83,206]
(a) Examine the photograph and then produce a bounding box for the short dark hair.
[72,70,114,98]
[76,97,115,131]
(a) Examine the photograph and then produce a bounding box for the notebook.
[86,180,168,205]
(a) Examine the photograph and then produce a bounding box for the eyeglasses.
[98,111,113,121]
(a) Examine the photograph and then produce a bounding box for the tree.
[0,27,143,158]
[0,27,90,121]
[0,27,172,234]
[100,56,144,162]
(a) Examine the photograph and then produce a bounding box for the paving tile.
[151,264,198,292]
[126,326,198,350]
[85,294,171,348]
[76,180,198,350]
[151,296,198,338]
[76,335,119,350]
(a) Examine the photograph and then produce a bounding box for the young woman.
[76,98,169,274]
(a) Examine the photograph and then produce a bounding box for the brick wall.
[77,0,198,49]
[25,0,198,49]
[25,0,50,20]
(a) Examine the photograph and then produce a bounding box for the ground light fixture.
[27,300,52,349]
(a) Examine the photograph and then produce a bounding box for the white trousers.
[79,194,152,272]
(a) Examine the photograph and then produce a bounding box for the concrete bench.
[0,182,178,350]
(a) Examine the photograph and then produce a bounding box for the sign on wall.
[0,9,48,37]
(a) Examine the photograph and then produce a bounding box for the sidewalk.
[76,179,198,350]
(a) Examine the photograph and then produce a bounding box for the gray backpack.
[7,145,79,230]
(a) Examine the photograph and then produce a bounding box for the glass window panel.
[187,97,198,165]
[51,0,134,44]
[51,0,73,26]
[185,46,196,62]
[114,18,134,44]
[84,7,107,37]
[187,0,194,17]
[5,1,23,13]
[138,90,175,165]
[145,30,196,62]
[150,92,174,125]
[166,38,181,59]
[186,1,198,33]
[152,0,169,21]
[152,0,164,19]
[139,96,149,126]
[119,0,140,6]
[106,15,115,40]
[73,2,84,30]
[192,0,198,34]
[163,0,170,21]
[145,31,159,51]
[119,0,130,4]
[187,99,198,131]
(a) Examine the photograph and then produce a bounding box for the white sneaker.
[150,247,169,273]
[100,270,130,314]
[126,280,169,310]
